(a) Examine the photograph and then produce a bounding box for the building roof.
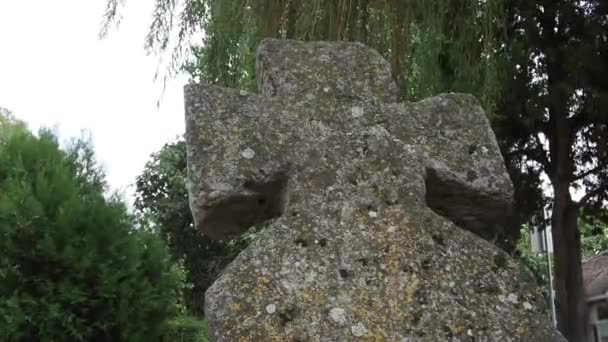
[583,252,608,301]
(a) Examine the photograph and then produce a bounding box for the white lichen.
[241,147,255,159]
[351,322,368,337]
[329,308,347,324]
[265,304,276,314]
[351,106,364,118]
[305,270,317,283]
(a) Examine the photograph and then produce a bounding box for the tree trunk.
[542,0,587,338]
[552,187,586,342]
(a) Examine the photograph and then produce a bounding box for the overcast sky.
[0,1,187,203]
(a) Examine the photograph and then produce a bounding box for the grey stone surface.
[583,252,608,298]
[185,39,564,341]
[256,39,400,103]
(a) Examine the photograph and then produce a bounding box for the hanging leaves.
[102,0,508,114]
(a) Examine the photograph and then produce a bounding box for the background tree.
[102,0,507,114]
[0,121,181,341]
[134,138,254,315]
[0,107,26,132]
[495,1,608,340]
[580,215,608,258]
[0,106,12,121]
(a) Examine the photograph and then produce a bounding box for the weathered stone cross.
[185,39,563,341]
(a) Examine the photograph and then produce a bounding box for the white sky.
[0,1,187,204]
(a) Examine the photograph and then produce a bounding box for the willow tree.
[102,0,507,112]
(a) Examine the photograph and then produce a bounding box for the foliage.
[102,0,508,114]
[581,214,608,258]
[64,131,108,197]
[514,226,551,305]
[494,1,608,339]
[0,107,27,139]
[496,0,608,225]
[134,138,257,316]
[162,316,209,342]
[0,123,180,341]
[0,106,13,123]
[170,259,195,316]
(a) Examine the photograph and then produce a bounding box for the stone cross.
[185,39,563,341]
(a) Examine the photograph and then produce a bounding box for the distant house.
[526,228,608,342]
[584,252,608,342]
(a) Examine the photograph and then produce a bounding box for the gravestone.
[185,39,564,341]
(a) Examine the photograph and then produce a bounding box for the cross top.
[186,39,512,243]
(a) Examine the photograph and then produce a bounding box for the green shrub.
[580,215,608,257]
[162,316,208,342]
[514,226,551,306]
[0,124,179,341]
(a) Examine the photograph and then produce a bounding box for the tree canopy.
[0,122,180,341]
[494,1,608,339]
[102,0,507,113]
